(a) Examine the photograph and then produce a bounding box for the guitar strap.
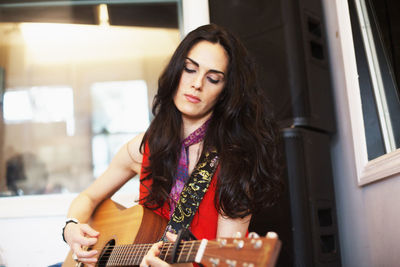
[165,148,219,235]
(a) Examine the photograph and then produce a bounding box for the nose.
[191,73,203,90]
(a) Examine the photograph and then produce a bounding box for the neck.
[181,113,212,139]
[104,240,203,266]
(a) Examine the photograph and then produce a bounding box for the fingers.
[77,235,98,247]
[78,224,99,246]
[81,224,100,237]
[66,223,99,246]
[165,232,177,242]
[145,255,171,267]
[65,223,99,264]
[72,243,98,258]
[140,242,171,267]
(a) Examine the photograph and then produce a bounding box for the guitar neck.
[105,240,203,266]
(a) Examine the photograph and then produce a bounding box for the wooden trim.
[334,0,400,186]
[358,149,400,185]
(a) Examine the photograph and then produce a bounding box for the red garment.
[139,144,219,241]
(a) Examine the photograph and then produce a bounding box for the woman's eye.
[184,66,196,73]
[207,77,220,84]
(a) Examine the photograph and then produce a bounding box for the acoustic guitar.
[63,199,281,267]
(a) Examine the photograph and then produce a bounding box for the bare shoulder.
[126,132,145,166]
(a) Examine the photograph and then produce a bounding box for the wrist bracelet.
[62,218,79,243]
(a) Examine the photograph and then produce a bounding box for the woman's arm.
[63,133,145,266]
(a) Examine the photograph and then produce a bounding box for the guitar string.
[95,242,208,265]
[97,243,202,258]
[97,251,199,264]
[96,240,221,255]
[94,240,202,252]
[96,242,219,256]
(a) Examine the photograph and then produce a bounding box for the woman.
[62,24,283,267]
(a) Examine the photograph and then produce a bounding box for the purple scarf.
[169,120,210,217]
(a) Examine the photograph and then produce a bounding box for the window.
[4,86,75,135]
[348,0,400,185]
[0,1,182,196]
[90,80,150,177]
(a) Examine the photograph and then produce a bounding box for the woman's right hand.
[64,222,100,267]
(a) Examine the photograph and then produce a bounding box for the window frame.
[339,0,400,186]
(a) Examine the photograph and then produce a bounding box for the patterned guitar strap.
[164,148,219,238]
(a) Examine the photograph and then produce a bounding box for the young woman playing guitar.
[62,24,283,267]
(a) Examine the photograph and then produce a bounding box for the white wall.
[0,194,74,267]
[323,0,400,266]
[182,0,210,35]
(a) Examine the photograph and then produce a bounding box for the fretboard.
[102,240,201,266]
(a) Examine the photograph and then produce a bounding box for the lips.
[184,94,201,103]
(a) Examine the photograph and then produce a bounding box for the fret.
[124,245,131,266]
[112,246,118,266]
[135,244,146,265]
[136,243,146,265]
[177,242,186,263]
[117,245,123,266]
[162,243,171,262]
[120,244,126,266]
[105,246,114,266]
[110,245,120,266]
[124,244,132,265]
[186,241,195,262]
[126,244,134,266]
[125,244,131,265]
[143,244,151,264]
[131,243,140,265]
[138,244,150,265]
[116,245,122,266]
[120,245,126,266]
[122,244,129,266]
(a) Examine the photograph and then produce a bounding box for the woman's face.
[173,40,228,123]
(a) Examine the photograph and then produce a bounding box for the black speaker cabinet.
[209,0,335,132]
[249,128,341,267]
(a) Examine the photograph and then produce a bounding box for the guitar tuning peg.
[226,259,237,267]
[217,238,227,247]
[233,239,244,249]
[248,232,260,238]
[266,231,278,239]
[209,258,220,267]
[253,239,263,249]
[233,231,242,238]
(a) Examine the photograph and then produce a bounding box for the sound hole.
[98,239,116,267]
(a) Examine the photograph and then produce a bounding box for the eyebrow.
[185,57,225,77]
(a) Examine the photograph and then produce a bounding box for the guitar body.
[62,199,167,267]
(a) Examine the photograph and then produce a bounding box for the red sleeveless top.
[139,144,219,240]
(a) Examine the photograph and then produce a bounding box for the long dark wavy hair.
[140,23,283,218]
